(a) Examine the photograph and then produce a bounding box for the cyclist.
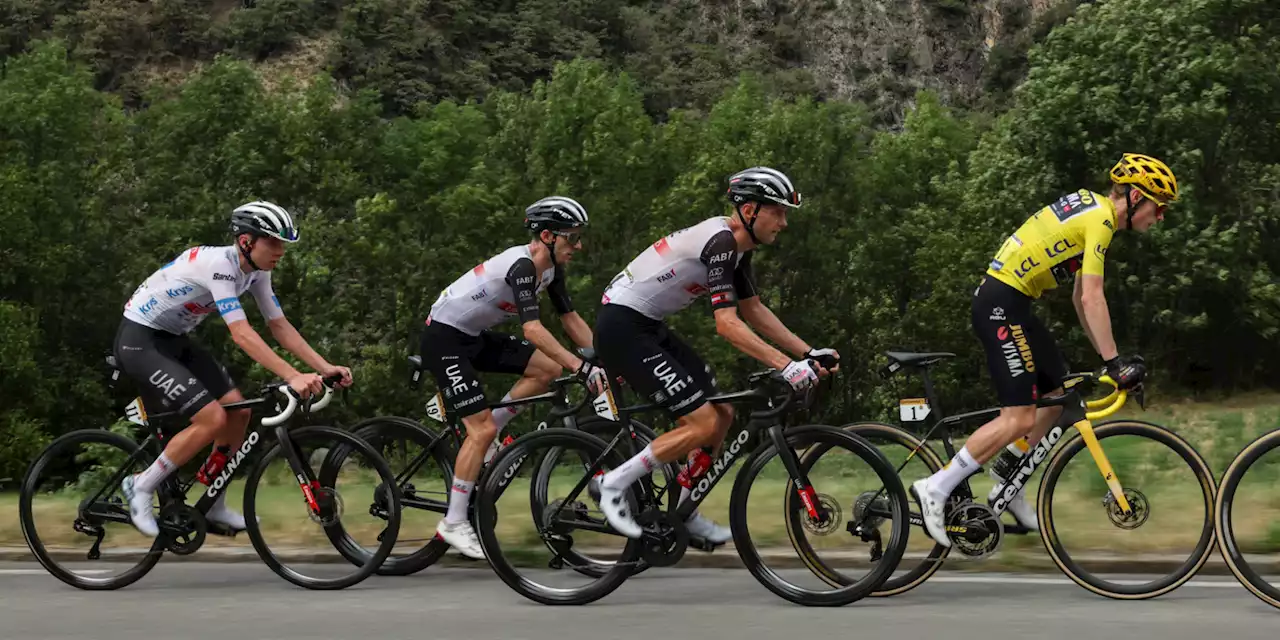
[116,201,352,539]
[589,166,839,544]
[420,196,604,559]
[912,153,1176,547]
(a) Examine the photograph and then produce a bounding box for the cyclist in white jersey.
[419,196,606,559]
[114,201,352,538]
[589,167,841,543]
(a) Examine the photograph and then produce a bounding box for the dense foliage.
[2,0,1278,481]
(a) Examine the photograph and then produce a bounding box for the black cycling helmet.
[726,166,802,209]
[524,196,589,234]
[230,201,300,243]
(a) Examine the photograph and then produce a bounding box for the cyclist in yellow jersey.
[912,154,1179,548]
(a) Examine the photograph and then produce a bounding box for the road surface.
[1,564,1275,639]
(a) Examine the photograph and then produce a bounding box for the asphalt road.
[1,564,1276,640]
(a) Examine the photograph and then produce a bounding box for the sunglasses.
[553,230,584,245]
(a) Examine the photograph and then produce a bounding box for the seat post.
[917,367,957,458]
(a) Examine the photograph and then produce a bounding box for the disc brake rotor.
[309,486,344,527]
[801,493,842,536]
[1103,488,1150,530]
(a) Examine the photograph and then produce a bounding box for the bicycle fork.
[275,426,332,522]
[1074,419,1135,515]
[767,425,824,522]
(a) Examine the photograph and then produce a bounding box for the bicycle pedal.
[686,537,724,553]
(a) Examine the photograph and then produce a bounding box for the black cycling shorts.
[113,318,236,418]
[418,319,536,419]
[971,276,1069,407]
[593,303,718,419]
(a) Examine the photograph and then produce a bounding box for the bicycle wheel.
[1215,428,1280,609]
[476,428,642,605]
[1039,419,1216,599]
[731,424,910,606]
[789,421,949,597]
[323,416,453,576]
[20,428,165,590]
[528,416,668,579]
[243,425,402,590]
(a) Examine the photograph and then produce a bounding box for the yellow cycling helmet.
[1110,153,1179,204]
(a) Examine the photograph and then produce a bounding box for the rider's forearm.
[268,319,331,372]
[1073,288,1100,355]
[715,312,791,370]
[560,312,594,350]
[1081,293,1118,361]
[522,321,583,373]
[739,299,810,359]
[230,322,302,380]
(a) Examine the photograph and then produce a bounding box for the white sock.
[445,477,474,524]
[492,394,524,433]
[601,445,659,490]
[927,446,980,500]
[676,485,704,521]
[210,489,234,514]
[134,453,176,494]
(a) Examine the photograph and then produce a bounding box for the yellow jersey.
[986,189,1117,298]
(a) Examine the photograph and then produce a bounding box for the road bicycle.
[19,356,402,590]
[473,364,912,607]
[324,350,675,576]
[816,350,1216,599]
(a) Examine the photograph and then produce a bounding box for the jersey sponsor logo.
[271,295,281,310]
[497,301,517,313]
[215,297,242,315]
[998,323,1036,379]
[137,297,160,315]
[471,289,488,301]
[473,263,486,276]
[657,268,676,283]
[711,292,730,306]
[1094,244,1107,258]
[1049,190,1099,222]
[1044,237,1079,259]
[187,247,201,262]
[212,273,237,282]
[990,306,1005,321]
[653,237,672,256]
[1103,218,1115,231]
[707,267,724,278]
[1013,256,1041,279]
[652,360,691,398]
[148,369,190,401]
[989,259,1005,271]
[706,251,732,264]
[444,363,474,397]
[166,285,194,298]
[518,289,533,301]
[515,275,535,285]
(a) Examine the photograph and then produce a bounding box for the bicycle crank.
[947,502,1002,560]
[159,504,207,555]
[636,510,688,567]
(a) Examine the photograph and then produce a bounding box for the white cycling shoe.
[122,475,159,538]
[911,478,952,548]
[685,513,731,545]
[436,519,486,560]
[987,468,1039,531]
[589,476,643,539]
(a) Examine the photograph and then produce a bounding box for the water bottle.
[676,447,713,489]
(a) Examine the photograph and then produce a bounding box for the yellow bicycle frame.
[1071,375,1134,514]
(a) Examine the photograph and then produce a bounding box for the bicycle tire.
[19,429,165,590]
[476,428,642,605]
[323,416,453,576]
[243,425,402,590]
[528,416,666,579]
[1038,419,1216,599]
[1215,428,1280,609]
[731,424,910,606]
[787,421,950,597]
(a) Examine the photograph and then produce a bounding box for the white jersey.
[428,245,571,336]
[123,245,284,335]
[601,217,757,321]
